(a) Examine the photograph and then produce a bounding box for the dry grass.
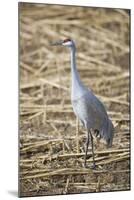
[19,3,130,197]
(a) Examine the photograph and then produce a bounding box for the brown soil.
[19,3,130,197]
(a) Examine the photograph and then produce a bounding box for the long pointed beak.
[50,40,63,46]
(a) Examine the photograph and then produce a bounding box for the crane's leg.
[84,130,89,168]
[89,130,96,169]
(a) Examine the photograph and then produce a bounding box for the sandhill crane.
[51,38,114,168]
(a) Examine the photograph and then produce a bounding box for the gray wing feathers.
[72,91,114,146]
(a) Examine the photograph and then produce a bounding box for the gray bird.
[51,38,114,168]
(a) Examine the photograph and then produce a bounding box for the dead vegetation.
[19,3,130,197]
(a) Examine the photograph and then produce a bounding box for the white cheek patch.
[63,41,72,46]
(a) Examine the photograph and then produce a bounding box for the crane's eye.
[63,38,71,43]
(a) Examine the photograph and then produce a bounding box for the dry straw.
[19,3,130,197]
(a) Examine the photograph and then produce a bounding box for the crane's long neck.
[70,46,85,100]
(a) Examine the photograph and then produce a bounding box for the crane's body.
[51,38,114,168]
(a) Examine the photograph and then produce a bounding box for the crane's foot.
[84,159,87,168]
[84,161,96,169]
[91,163,96,170]
[84,164,87,168]
[84,164,96,169]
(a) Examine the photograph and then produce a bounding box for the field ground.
[19,3,130,197]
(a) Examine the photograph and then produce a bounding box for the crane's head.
[51,38,75,48]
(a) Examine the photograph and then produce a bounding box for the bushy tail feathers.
[100,117,114,148]
[106,119,114,148]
